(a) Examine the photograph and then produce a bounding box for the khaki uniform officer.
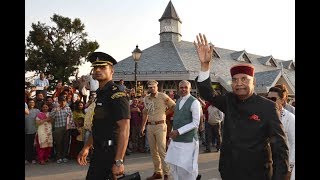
[141,80,176,180]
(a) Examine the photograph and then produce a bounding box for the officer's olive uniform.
[86,81,130,180]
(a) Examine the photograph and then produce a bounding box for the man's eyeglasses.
[266,97,277,102]
[231,77,251,84]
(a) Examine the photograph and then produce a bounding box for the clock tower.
[159,1,182,43]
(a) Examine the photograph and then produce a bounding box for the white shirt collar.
[181,94,191,101]
[179,94,191,110]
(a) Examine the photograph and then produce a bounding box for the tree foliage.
[25,14,99,85]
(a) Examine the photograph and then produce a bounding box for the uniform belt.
[147,120,165,125]
[94,140,114,150]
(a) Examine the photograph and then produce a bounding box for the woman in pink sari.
[35,103,53,165]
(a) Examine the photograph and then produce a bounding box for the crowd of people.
[25,37,295,180]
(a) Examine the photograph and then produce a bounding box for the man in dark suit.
[194,33,289,180]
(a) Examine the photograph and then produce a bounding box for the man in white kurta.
[165,80,201,180]
[268,87,295,180]
[280,108,295,180]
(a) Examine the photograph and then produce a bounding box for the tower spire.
[159,1,182,42]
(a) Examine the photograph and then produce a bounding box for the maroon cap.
[230,64,255,77]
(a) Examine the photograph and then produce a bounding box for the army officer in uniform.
[194,33,289,180]
[77,52,130,180]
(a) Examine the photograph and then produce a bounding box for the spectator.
[25,98,40,164]
[83,96,96,162]
[53,80,64,99]
[89,68,99,98]
[35,92,46,110]
[45,96,55,112]
[274,84,295,114]
[267,87,295,180]
[50,95,75,164]
[35,103,53,165]
[69,101,86,159]
[75,117,85,155]
[34,72,50,99]
[118,79,128,92]
[25,102,30,115]
[130,98,145,152]
[78,75,90,104]
[205,104,224,152]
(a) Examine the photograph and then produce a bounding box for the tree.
[25,14,99,87]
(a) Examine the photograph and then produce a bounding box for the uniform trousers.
[86,145,115,180]
[146,123,169,175]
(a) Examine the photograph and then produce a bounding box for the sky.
[25,0,295,77]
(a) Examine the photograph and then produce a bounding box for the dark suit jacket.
[197,77,289,180]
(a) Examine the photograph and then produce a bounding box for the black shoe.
[215,148,220,152]
[196,174,202,180]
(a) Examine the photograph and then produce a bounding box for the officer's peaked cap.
[88,52,117,67]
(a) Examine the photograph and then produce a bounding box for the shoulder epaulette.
[112,85,118,91]
[111,92,127,99]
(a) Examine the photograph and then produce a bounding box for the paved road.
[25,146,222,180]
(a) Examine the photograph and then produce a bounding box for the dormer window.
[231,50,252,63]
[240,53,250,63]
[281,60,295,70]
[289,63,295,70]
[268,59,277,67]
[258,56,277,67]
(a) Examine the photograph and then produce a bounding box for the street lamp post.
[132,45,142,95]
